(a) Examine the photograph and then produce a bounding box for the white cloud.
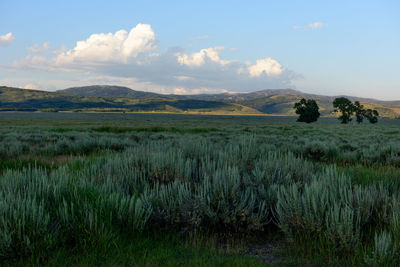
[23,84,39,90]
[293,22,326,30]
[55,23,156,65]
[0,32,15,46]
[196,35,209,40]
[189,35,209,41]
[51,45,67,55]
[177,47,230,67]
[173,87,188,94]
[308,22,325,29]
[247,57,283,77]
[28,42,50,53]
[174,75,193,81]
[7,23,298,94]
[11,55,51,71]
[27,42,66,54]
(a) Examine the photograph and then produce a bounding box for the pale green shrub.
[275,167,376,251]
[364,232,397,266]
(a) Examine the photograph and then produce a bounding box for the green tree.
[333,97,355,124]
[354,101,366,124]
[365,109,379,123]
[293,98,320,123]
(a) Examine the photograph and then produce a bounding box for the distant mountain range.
[1,85,400,118]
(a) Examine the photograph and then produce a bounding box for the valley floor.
[1,113,400,266]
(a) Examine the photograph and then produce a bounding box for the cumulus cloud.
[247,57,283,77]
[0,32,15,46]
[293,22,326,30]
[177,47,230,67]
[8,23,298,93]
[55,24,156,65]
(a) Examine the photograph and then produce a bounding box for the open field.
[1,113,400,266]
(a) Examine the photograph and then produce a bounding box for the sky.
[0,0,399,99]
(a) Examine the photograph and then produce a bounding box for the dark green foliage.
[365,109,379,124]
[355,101,379,124]
[333,98,379,124]
[333,97,355,123]
[293,98,320,123]
[354,101,366,123]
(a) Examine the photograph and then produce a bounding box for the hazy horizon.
[1,0,399,100]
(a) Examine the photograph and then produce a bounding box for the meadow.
[1,112,400,266]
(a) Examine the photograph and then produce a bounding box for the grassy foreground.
[4,232,268,267]
[1,113,400,266]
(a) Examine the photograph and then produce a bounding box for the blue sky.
[0,0,399,99]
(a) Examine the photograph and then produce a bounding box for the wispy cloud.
[308,22,325,29]
[28,42,66,54]
[28,42,50,53]
[189,35,209,41]
[0,32,15,46]
[293,22,326,30]
[196,35,209,40]
[23,83,39,90]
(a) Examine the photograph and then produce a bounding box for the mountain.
[60,85,163,98]
[55,85,400,117]
[0,86,260,115]
[59,85,400,105]
[59,86,308,101]
[2,85,400,118]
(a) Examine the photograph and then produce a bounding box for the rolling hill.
[60,85,163,99]
[57,85,400,118]
[0,86,261,115]
[1,85,400,117]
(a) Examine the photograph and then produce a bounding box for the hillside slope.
[0,86,260,114]
[2,85,400,117]
[60,85,162,98]
[59,85,400,106]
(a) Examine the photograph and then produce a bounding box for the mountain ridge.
[59,85,400,105]
[1,85,400,118]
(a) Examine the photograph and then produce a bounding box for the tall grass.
[0,135,399,264]
[1,117,400,264]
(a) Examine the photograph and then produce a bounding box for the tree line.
[294,97,379,124]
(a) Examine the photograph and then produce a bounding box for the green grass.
[3,232,266,267]
[92,125,220,134]
[2,113,400,266]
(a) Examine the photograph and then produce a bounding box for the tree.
[333,98,379,124]
[365,109,379,123]
[354,101,365,124]
[333,97,355,124]
[293,98,320,123]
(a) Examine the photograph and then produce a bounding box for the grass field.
[1,112,400,266]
